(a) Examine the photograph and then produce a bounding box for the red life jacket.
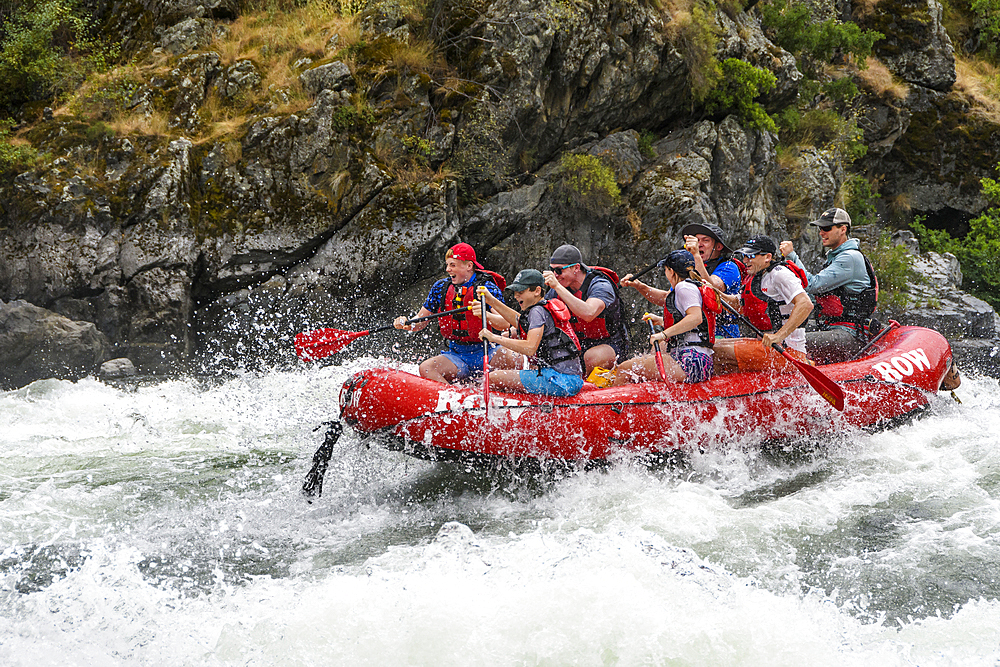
[517,298,582,371]
[814,250,879,334]
[436,270,506,343]
[568,267,629,352]
[741,260,809,333]
[662,279,719,349]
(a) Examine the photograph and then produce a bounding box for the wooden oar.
[294,305,475,361]
[709,283,845,411]
[647,317,668,382]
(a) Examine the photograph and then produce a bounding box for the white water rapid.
[2,359,999,666]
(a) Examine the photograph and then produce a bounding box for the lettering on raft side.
[435,390,530,418]
[871,348,931,382]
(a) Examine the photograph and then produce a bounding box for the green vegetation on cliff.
[911,165,1000,309]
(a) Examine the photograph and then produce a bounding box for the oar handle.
[648,318,668,382]
[631,260,660,282]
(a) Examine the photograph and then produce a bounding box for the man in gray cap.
[780,207,879,364]
[542,244,630,376]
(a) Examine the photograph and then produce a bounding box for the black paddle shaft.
[369,304,475,334]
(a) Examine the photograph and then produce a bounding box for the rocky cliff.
[0,0,997,388]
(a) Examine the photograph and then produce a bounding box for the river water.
[2,358,999,666]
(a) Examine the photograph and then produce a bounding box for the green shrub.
[0,118,39,173]
[0,0,118,110]
[970,0,1000,59]
[842,174,880,227]
[553,153,621,214]
[637,130,656,160]
[778,108,867,162]
[674,2,721,103]
[759,0,883,77]
[704,58,777,132]
[910,165,1000,309]
[864,230,921,312]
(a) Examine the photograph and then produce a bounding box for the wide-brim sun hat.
[679,222,731,253]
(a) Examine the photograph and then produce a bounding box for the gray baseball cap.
[549,244,584,266]
[809,207,852,228]
[679,222,731,252]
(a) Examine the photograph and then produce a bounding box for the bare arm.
[481,325,544,356]
[651,306,703,344]
[762,292,813,348]
[620,274,668,307]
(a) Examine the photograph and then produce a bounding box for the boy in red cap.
[394,243,505,383]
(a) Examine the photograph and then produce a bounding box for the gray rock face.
[864,0,956,92]
[160,17,216,55]
[0,300,109,389]
[299,61,354,97]
[903,251,998,339]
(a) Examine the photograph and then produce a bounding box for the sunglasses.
[551,262,580,275]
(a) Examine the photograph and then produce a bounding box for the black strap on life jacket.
[518,301,581,371]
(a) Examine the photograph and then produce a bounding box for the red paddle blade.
[294,328,370,361]
[791,356,845,411]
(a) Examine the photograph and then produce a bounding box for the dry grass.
[626,206,642,239]
[955,56,1000,123]
[109,110,171,137]
[853,0,883,17]
[856,57,908,101]
[887,191,911,219]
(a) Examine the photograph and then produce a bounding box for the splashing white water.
[2,363,999,665]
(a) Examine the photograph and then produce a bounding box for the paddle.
[481,291,490,418]
[849,319,900,361]
[647,316,668,382]
[301,421,343,500]
[631,259,661,282]
[709,283,845,411]
[294,305,476,361]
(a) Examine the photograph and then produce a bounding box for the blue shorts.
[670,347,713,383]
[519,367,584,396]
[440,342,494,380]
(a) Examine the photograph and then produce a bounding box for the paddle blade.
[791,356,845,411]
[294,328,369,361]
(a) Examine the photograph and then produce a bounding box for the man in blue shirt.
[681,223,742,338]
[780,208,879,364]
[394,243,505,382]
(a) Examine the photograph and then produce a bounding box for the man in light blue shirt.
[780,208,879,364]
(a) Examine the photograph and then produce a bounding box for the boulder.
[100,358,138,379]
[299,61,354,97]
[902,251,998,339]
[0,300,109,390]
[160,17,216,55]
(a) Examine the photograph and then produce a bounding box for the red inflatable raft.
[337,325,955,464]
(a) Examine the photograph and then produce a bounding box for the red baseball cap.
[449,242,483,269]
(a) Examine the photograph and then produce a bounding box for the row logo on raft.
[435,390,529,414]
[871,348,931,382]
